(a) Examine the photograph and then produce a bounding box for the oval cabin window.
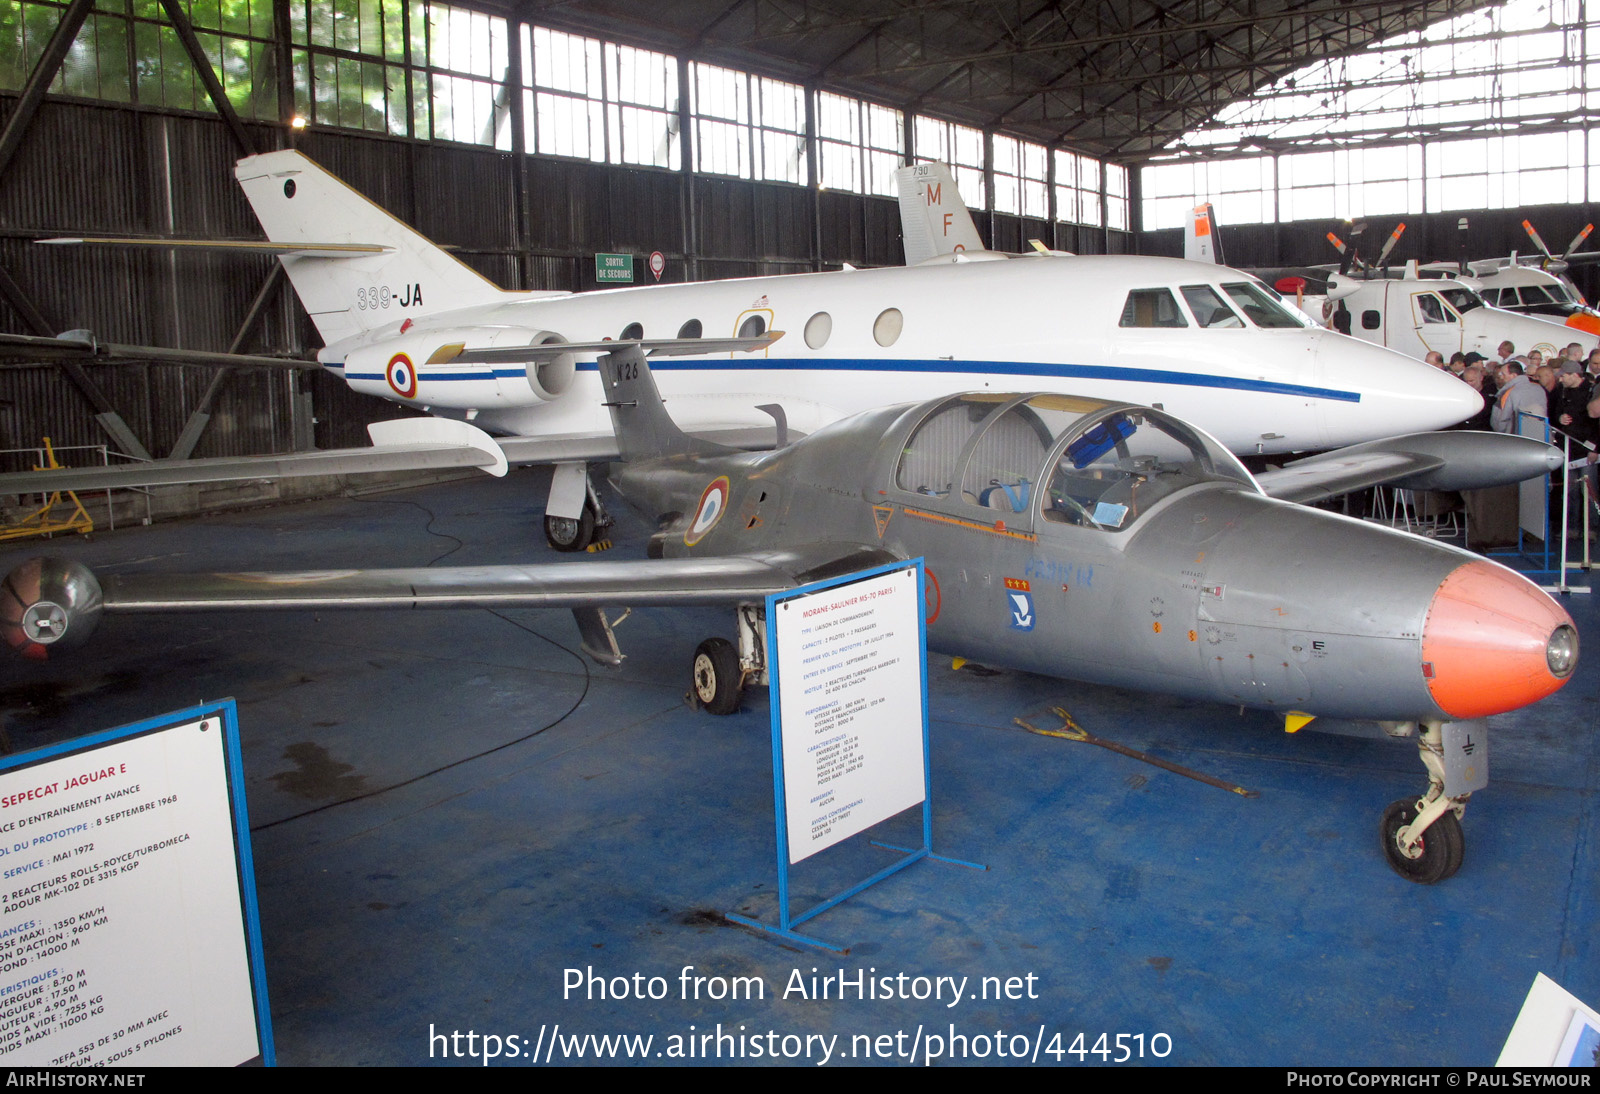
[874,308,903,347]
[804,312,832,349]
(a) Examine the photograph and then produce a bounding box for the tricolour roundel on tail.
[234,150,509,348]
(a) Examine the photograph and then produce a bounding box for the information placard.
[771,564,925,863]
[0,700,271,1066]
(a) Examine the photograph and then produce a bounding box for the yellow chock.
[1284,711,1316,734]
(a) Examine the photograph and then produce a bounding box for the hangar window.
[677,319,702,338]
[873,308,903,347]
[817,92,904,197]
[993,135,1048,218]
[1362,310,1382,330]
[1119,289,1187,328]
[1179,285,1243,328]
[523,27,678,168]
[804,312,832,349]
[691,63,806,184]
[620,322,643,340]
[1054,150,1101,227]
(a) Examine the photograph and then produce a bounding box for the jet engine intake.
[524,331,575,401]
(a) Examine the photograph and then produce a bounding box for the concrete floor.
[0,467,1595,1066]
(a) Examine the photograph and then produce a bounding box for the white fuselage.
[1325,276,1600,363]
[318,254,1482,455]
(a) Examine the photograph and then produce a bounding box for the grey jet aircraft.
[0,348,1576,884]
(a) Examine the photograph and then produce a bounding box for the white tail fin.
[1185,203,1222,264]
[894,162,985,264]
[235,150,508,348]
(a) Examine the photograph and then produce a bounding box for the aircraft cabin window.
[1521,286,1555,305]
[678,319,703,338]
[1179,285,1244,329]
[1118,288,1187,328]
[621,322,644,340]
[1219,281,1304,328]
[874,308,904,347]
[958,396,1100,512]
[1362,309,1381,330]
[739,314,767,338]
[894,395,1008,496]
[804,311,832,349]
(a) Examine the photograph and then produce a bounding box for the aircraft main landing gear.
[688,604,768,716]
[543,464,613,553]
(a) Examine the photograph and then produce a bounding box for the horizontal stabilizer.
[0,417,506,494]
[0,332,315,370]
[1258,431,1561,504]
[37,237,393,258]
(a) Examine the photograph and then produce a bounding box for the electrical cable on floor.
[252,491,584,830]
[251,609,591,831]
[343,492,466,566]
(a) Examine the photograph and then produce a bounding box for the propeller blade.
[1562,223,1593,261]
[1375,222,1406,268]
[1523,219,1555,264]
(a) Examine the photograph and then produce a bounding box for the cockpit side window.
[1414,292,1456,324]
[1043,409,1251,531]
[1119,288,1188,328]
[1180,284,1244,329]
[1220,281,1305,328]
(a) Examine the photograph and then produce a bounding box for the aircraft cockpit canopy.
[893,393,1256,532]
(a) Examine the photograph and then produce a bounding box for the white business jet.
[20,152,1479,551]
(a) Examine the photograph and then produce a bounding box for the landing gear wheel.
[1380,798,1465,884]
[545,505,595,553]
[692,637,742,715]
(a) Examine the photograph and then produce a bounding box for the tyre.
[1379,797,1464,884]
[545,505,595,552]
[691,637,742,715]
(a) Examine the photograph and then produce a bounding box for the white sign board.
[0,703,268,1066]
[772,565,926,863]
[1500,972,1600,1066]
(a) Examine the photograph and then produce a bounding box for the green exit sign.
[595,253,634,283]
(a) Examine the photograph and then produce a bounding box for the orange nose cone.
[1565,312,1600,336]
[1422,560,1577,719]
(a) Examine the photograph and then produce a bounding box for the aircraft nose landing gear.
[1379,719,1484,884]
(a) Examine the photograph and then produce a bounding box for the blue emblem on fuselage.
[1008,591,1035,631]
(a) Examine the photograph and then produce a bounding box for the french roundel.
[685,477,730,545]
[386,353,418,398]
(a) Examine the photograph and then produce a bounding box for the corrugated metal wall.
[0,93,1136,470]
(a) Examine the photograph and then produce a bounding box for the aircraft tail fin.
[234,150,510,348]
[894,162,986,264]
[598,347,727,463]
[1185,203,1223,264]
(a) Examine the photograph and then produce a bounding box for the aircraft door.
[1409,290,1463,357]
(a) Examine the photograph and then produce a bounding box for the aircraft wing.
[0,418,509,494]
[0,332,314,370]
[1256,431,1560,504]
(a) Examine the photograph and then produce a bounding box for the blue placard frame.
[0,698,274,1066]
[727,558,983,952]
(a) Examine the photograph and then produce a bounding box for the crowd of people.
[1430,339,1600,452]
[1427,339,1598,546]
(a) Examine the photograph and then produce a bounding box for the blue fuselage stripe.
[339,357,1361,403]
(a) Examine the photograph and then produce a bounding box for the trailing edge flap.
[0,417,506,494]
[437,331,784,365]
[96,544,898,612]
[0,332,314,370]
[1256,452,1443,504]
[38,236,395,259]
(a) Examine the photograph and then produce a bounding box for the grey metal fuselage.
[613,398,1484,723]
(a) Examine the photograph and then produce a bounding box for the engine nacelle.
[1324,273,1363,302]
[1,557,102,661]
[523,331,576,401]
[338,326,577,406]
